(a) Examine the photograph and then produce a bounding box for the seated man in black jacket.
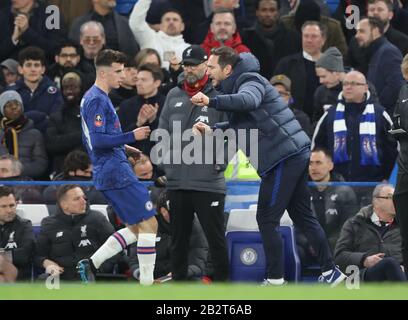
[0,186,35,281]
[335,183,406,282]
[129,189,209,282]
[297,148,358,270]
[35,185,117,281]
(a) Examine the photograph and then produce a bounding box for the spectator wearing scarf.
[312,71,398,182]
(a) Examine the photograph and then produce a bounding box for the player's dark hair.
[63,151,91,177]
[367,0,394,11]
[18,46,46,66]
[124,55,137,68]
[255,0,280,10]
[161,8,183,21]
[210,46,240,69]
[0,186,15,199]
[213,8,235,18]
[56,40,80,56]
[137,63,164,82]
[56,184,82,203]
[311,147,333,161]
[95,49,127,68]
[363,16,387,35]
[301,21,328,39]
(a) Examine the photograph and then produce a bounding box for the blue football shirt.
[80,85,138,190]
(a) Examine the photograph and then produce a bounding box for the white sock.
[91,228,138,269]
[266,278,285,285]
[137,233,156,286]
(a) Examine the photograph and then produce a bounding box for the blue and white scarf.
[333,92,380,166]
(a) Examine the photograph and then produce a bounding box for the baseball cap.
[270,74,292,91]
[182,45,208,66]
[0,59,18,74]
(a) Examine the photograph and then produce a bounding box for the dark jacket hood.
[219,52,261,94]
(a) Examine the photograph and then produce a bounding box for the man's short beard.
[185,74,198,84]
[62,63,75,68]
[186,73,205,84]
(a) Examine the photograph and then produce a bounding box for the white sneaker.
[318,267,347,287]
[261,279,288,286]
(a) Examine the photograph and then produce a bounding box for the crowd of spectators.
[1,0,408,283]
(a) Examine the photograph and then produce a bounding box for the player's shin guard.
[91,227,138,269]
[137,233,156,286]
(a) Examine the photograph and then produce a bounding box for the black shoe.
[77,259,95,283]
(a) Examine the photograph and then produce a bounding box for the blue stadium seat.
[325,0,339,14]
[227,231,266,282]
[389,162,398,186]
[116,0,138,15]
[226,226,301,282]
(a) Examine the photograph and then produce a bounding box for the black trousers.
[364,257,406,282]
[167,190,229,281]
[393,170,408,278]
[256,150,335,279]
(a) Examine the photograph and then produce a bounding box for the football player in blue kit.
[77,49,157,286]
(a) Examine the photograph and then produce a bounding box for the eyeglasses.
[59,53,78,59]
[375,195,394,200]
[82,37,102,44]
[342,81,367,87]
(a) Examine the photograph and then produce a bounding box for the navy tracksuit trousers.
[256,149,335,279]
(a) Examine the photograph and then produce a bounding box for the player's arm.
[84,98,150,149]
[90,127,150,150]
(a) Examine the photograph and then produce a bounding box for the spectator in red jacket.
[201,9,250,56]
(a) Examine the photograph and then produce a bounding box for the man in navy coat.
[355,16,404,114]
[191,47,346,286]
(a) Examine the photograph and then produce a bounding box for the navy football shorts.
[102,182,155,225]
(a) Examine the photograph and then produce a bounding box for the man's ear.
[154,79,161,89]
[328,161,334,172]
[224,64,233,76]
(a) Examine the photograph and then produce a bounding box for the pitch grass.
[0,282,408,300]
